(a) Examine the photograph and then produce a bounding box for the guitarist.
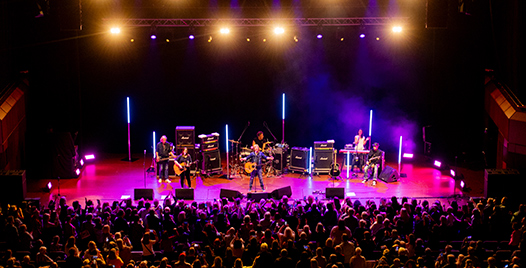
[175,147,193,189]
[240,144,273,192]
[362,142,383,186]
[156,135,174,183]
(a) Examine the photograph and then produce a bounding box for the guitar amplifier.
[314,140,334,150]
[198,133,219,143]
[201,142,219,151]
[314,150,334,174]
[202,149,222,175]
[289,147,309,172]
[176,126,195,147]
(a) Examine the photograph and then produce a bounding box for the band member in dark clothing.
[362,142,383,186]
[156,135,174,183]
[252,131,268,149]
[241,144,273,192]
[175,147,193,189]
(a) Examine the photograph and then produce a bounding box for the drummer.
[253,131,268,150]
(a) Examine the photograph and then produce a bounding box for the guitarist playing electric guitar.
[240,144,273,192]
[362,142,383,186]
[175,147,193,189]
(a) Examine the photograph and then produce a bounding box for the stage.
[24,152,485,206]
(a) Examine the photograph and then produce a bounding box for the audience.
[1,195,524,268]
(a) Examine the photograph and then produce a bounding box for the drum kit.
[228,139,289,178]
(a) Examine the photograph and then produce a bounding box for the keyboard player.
[351,129,370,172]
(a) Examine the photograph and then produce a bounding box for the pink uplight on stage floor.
[85,154,95,160]
[403,153,413,158]
[434,160,442,168]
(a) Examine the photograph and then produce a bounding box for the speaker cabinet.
[176,126,195,147]
[326,187,344,199]
[314,150,333,173]
[484,169,521,200]
[426,0,448,29]
[289,147,308,172]
[202,150,222,174]
[134,188,154,200]
[220,189,243,201]
[0,170,26,204]
[271,186,292,200]
[379,166,399,183]
[247,192,271,201]
[175,188,194,200]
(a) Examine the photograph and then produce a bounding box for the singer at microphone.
[155,135,175,183]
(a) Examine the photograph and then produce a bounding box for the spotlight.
[166,39,170,42]
[130,39,135,43]
[274,27,284,35]
[340,37,344,42]
[189,35,195,40]
[403,153,414,159]
[80,159,84,166]
[293,36,299,42]
[150,35,157,40]
[460,180,465,188]
[460,180,470,192]
[376,37,380,41]
[392,26,403,33]
[44,181,52,192]
[76,169,81,176]
[208,36,212,42]
[85,154,95,160]
[433,160,442,168]
[220,28,230,34]
[316,34,322,39]
[246,38,250,42]
[110,27,121,34]
[263,38,267,42]
[359,33,365,39]
[450,169,456,177]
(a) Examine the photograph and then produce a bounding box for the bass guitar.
[174,161,197,175]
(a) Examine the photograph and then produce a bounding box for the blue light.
[225,124,229,152]
[153,131,156,155]
[346,152,350,178]
[369,110,373,137]
[309,147,313,174]
[189,35,195,40]
[398,136,403,165]
[282,93,285,120]
[127,97,130,123]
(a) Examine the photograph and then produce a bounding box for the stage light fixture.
[340,37,344,42]
[110,27,121,34]
[166,39,170,42]
[246,38,250,42]
[189,35,195,40]
[208,36,212,42]
[44,182,52,192]
[130,39,134,43]
[79,159,84,166]
[392,26,403,33]
[76,169,81,176]
[263,38,267,42]
[450,169,456,177]
[403,153,414,158]
[150,34,157,40]
[293,36,299,42]
[220,28,230,34]
[376,37,380,41]
[359,33,365,39]
[460,180,471,192]
[85,154,95,160]
[274,27,285,35]
[433,160,442,168]
[316,34,322,39]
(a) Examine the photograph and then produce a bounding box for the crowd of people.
[1,195,525,268]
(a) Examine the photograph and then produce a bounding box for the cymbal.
[228,139,241,144]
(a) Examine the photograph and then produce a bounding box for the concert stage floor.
[26,153,485,205]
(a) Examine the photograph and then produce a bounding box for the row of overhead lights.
[110,26,404,42]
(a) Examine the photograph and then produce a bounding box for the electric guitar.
[174,161,197,175]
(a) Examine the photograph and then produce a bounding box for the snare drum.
[240,147,252,157]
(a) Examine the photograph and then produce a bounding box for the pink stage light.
[47,182,52,189]
[460,180,465,188]
[450,169,456,177]
[316,34,322,39]
[403,153,414,158]
[76,169,81,176]
[85,154,95,160]
[79,159,84,166]
[433,160,442,168]
[359,33,365,38]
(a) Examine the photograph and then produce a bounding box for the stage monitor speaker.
[426,0,448,29]
[176,126,195,147]
[326,187,344,199]
[247,192,271,201]
[484,169,521,200]
[220,189,243,201]
[202,150,221,173]
[314,150,333,170]
[0,170,26,204]
[289,147,308,171]
[175,188,194,200]
[134,188,154,200]
[379,166,399,183]
[271,186,292,200]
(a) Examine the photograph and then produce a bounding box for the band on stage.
[154,127,385,189]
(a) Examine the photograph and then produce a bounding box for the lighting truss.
[102,17,409,28]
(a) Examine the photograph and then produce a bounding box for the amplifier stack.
[289,147,309,173]
[313,140,335,175]
[171,126,196,175]
[198,133,222,175]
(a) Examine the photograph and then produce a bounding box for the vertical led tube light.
[309,147,313,175]
[368,110,373,150]
[282,93,285,143]
[153,131,156,156]
[226,124,229,179]
[127,97,131,161]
